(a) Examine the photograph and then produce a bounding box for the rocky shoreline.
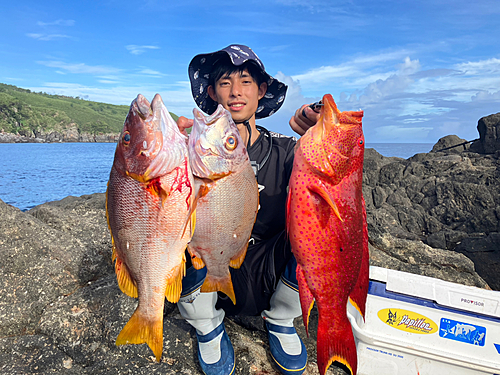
[0,113,499,374]
[0,131,119,143]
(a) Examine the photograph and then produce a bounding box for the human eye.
[242,77,254,85]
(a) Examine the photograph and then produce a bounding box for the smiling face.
[207,68,267,125]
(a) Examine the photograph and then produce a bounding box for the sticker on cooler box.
[377,308,438,334]
[439,318,486,346]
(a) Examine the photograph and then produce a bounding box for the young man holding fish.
[177,45,319,375]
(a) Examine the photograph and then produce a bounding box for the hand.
[176,116,193,136]
[289,104,320,136]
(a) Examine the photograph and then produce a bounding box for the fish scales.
[286,94,369,375]
[106,93,194,362]
[187,105,259,305]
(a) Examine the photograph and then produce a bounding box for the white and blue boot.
[178,271,235,375]
[262,278,307,375]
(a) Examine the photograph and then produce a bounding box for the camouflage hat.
[188,44,287,119]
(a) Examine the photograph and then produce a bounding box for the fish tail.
[201,274,236,305]
[114,255,138,298]
[116,309,164,362]
[165,253,186,303]
[317,308,357,375]
[297,265,314,336]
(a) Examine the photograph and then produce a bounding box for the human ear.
[207,85,218,102]
[258,82,267,100]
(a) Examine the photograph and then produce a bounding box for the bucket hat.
[188,44,287,119]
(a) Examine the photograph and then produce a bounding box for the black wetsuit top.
[216,128,297,316]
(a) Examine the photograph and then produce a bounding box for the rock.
[470,112,500,154]
[363,143,500,276]
[454,233,500,290]
[431,134,470,153]
[0,195,349,374]
[1,137,499,373]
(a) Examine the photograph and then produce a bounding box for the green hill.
[0,83,178,138]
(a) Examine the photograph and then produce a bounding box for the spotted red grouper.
[286,94,369,375]
[106,94,194,361]
[187,104,259,304]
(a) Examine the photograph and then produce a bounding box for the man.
[177,44,320,375]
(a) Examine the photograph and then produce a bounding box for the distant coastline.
[0,131,119,143]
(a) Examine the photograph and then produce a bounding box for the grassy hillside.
[0,83,178,136]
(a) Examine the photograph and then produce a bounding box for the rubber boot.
[178,267,235,375]
[262,259,307,375]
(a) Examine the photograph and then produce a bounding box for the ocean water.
[0,142,433,211]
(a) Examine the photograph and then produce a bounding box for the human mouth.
[228,102,245,111]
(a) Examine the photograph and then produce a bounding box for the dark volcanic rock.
[1,137,499,373]
[431,134,470,153]
[0,195,348,375]
[470,112,500,154]
[363,142,500,292]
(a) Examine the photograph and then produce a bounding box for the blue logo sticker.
[439,318,486,346]
[494,343,500,354]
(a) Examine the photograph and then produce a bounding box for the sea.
[0,142,433,211]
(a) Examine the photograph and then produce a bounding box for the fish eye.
[225,135,237,150]
[123,132,131,145]
[358,138,364,146]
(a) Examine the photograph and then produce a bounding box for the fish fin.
[114,254,138,298]
[297,265,315,337]
[201,274,236,305]
[229,242,248,269]
[164,254,186,303]
[285,186,292,236]
[180,207,195,240]
[190,209,196,237]
[307,182,343,222]
[317,304,357,375]
[349,202,369,320]
[187,245,206,270]
[105,185,118,263]
[180,180,210,239]
[116,309,164,362]
[181,187,198,239]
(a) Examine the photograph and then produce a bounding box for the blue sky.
[1,0,499,143]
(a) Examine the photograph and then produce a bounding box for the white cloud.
[291,49,413,94]
[37,60,121,75]
[264,52,500,142]
[26,33,71,41]
[37,19,75,27]
[258,71,320,137]
[455,58,500,75]
[126,45,160,55]
[137,68,165,76]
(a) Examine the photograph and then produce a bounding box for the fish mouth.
[134,94,153,120]
[190,105,234,179]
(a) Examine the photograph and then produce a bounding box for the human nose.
[229,81,242,97]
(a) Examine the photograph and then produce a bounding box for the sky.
[1,0,499,143]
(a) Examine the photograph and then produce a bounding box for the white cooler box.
[347,266,500,375]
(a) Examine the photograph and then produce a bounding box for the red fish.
[106,94,194,361]
[286,94,369,375]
